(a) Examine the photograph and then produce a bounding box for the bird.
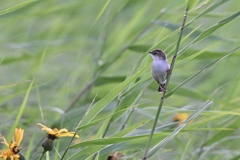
[149,49,170,92]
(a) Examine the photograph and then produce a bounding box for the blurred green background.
[0,0,240,159]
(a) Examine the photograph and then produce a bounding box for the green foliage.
[186,0,199,11]
[0,0,240,160]
[0,0,37,16]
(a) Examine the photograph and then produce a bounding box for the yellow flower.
[37,123,79,151]
[0,128,25,160]
[172,113,190,126]
[37,123,79,138]
[0,149,20,160]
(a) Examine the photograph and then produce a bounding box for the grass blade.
[178,11,240,56]
[0,0,37,16]
[71,135,148,148]
[68,121,148,159]
[186,0,199,11]
[80,64,149,125]
[7,80,34,140]
[193,0,231,20]
[166,45,240,98]
[77,106,134,130]
[192,11,240,44]
[148,100,213,157]
[94,0,111,24]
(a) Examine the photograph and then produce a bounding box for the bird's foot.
[158,85,166,93]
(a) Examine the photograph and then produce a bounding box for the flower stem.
[60,132,78,160]
[142,10,188,160]
[38,151,46,160]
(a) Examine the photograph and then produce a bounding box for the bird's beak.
[148,51,153,54]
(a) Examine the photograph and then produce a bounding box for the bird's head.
[149,49,167,60]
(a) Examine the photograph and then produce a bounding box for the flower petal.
[15,128,24,146]
[56,132,79,138]
[37,123,55,135]
[37,123,79,138]
[1,136,9,147]
[57,128,68,134]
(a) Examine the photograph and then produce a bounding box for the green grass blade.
[186,0,199,11]
[178,42,219,64]
[193,0,231,20]
[77,106,134,130]
[7,80,34,140]
[1,54,38,65]
[25,134,36,159]
[180,138,192,160]
[148,100,213,158]
[71,135,148,148]
[69,120,148,159]
[166,46,240,98]
[111,79,150,122]
[94,0,111,24]
[179,11,240,56]
[0,0,37,16]
[192,11,240,44]
[185,0,231,28]
[230,155,240,160]
[68,146,103,160]
[80,64,149,125]
[202,116,238,146]
[100,132,168,157]
[0,83,17,90]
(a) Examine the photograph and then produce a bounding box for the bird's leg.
[162,85,166,93]
[158,84,166,93]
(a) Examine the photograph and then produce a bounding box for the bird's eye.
[152,52,157,55]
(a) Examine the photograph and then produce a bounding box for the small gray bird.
[149,49,170,92]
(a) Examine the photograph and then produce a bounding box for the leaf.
[230,155,240,160]
[100,132,168,157]
[186,0,199,11]
[69,120,148,160]
[110,92,140,122]
[128,44,152,52]
[192,11,240,43]
[167,86,208,100]
[7,80,34,140]
[111,78,152,122]
[0,83,17,90]
[68,146,103,160]
[0,0,37,17]
[95,76,126,86]
[148,100,213,157]
[80,63,149,125]
[192,0,231,21]
[1,54,37,65]
[178,11,240,55]
[202,116,238,146]
[94,0,111,24]
[178,42,220,62]
[77,106,134,130]
[180,138,192,160]
[71,131,147,149]
[166,46,240,98]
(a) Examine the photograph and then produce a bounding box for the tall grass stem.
[142,10,188,160]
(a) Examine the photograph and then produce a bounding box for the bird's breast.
[152,60,170,83]
[152,60,169,72]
